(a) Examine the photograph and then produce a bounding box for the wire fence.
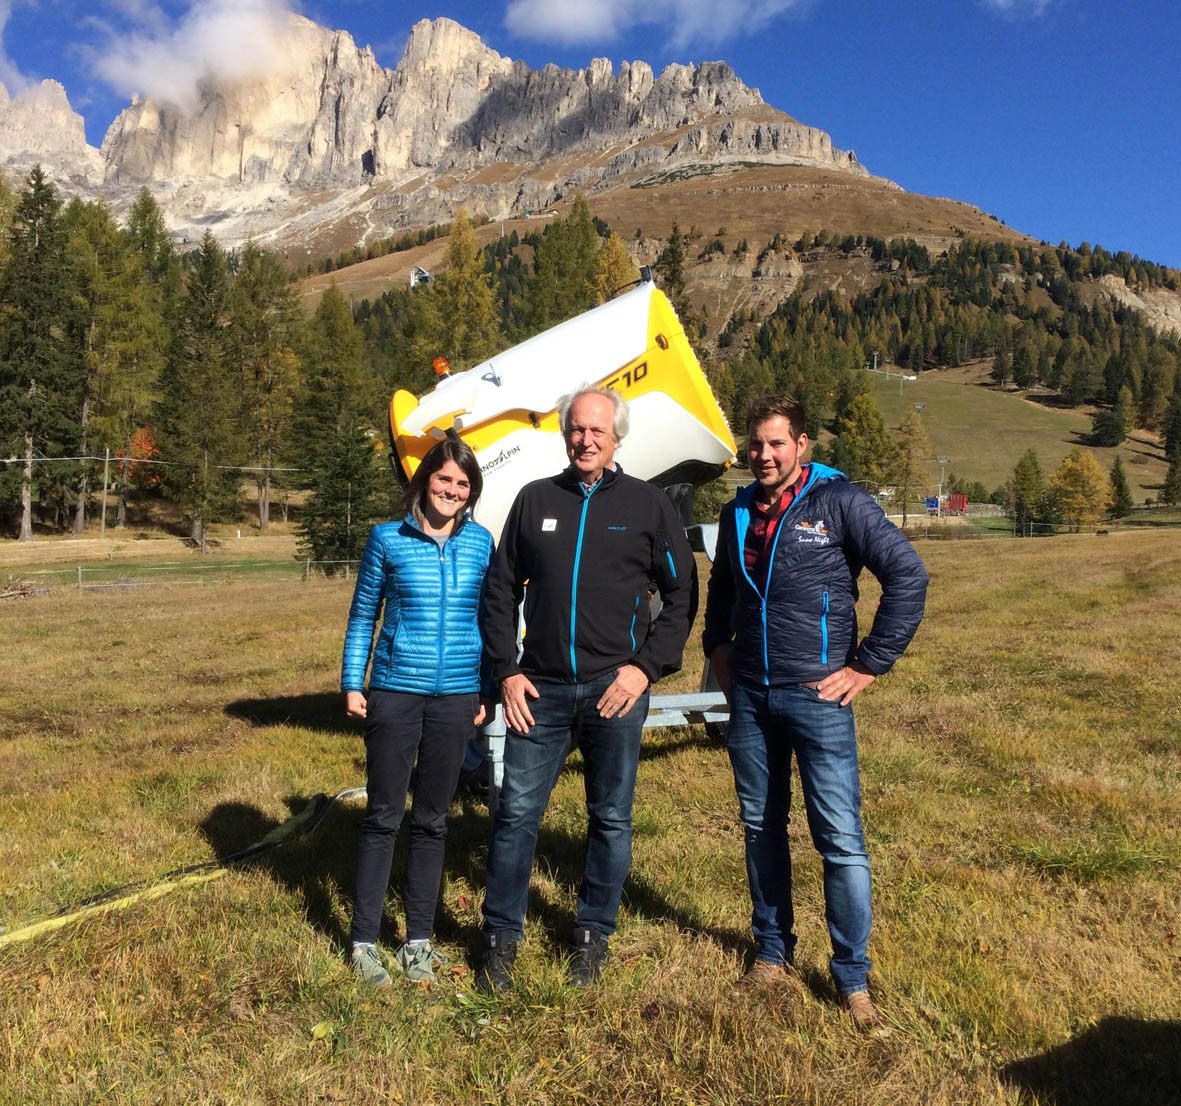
[2,558,363,595]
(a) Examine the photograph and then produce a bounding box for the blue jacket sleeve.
[340,527,387,692]
[841,490,929,675]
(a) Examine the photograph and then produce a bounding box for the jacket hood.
[734,461,847,511]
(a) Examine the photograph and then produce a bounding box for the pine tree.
[407,208,501,381]
[62,198,149,533]
[229,241,300,532]
[1091,386,1130,447]
[655,221,688,314]
[96,190,175,528]
[1108,454,1133,518]
[157,230,241,552]
[830,394,895,490]
[527,194,600,328]
[0,166,70,540]
[1012,343,1036,389]
[1164,381,1181,460]
[1049,447,1112,532]
[890,410,932,528]
[295,285,377,571]
[1008,449,1044,537]
[1162,449,1181,506]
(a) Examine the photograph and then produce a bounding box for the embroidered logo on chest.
[542,518,557,532]
[792,519,831,545]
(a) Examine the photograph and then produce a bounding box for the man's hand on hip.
[816,660,876,707]
[597,663,650,719]
[501,673,540,733]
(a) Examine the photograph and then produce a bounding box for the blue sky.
[2,0,1178,268]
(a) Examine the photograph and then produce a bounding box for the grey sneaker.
[397,941,445,983]
[351,943,392,988]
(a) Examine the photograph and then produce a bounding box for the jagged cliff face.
[97,15,866,189]
[0,14,871,251]
[100,17,390,185]
[0,79,103,186]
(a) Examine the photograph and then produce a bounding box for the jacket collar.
[734,461,845,512]
[557,463,623,493]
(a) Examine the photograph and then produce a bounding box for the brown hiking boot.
[733,959,793,993]
[843,990,889,1034]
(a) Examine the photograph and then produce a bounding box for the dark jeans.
[726,681,872,996]
[350,689,476,945]
[482,671,648,939]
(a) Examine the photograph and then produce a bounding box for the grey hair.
[558,384,629,442]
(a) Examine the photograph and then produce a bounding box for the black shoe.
[475,931,518,993]
[570,926,609,986]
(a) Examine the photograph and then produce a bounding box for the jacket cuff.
[853,645,892,677]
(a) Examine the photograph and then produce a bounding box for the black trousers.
[349,689,476,945]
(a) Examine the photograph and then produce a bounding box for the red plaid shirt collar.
[744,464,811,578]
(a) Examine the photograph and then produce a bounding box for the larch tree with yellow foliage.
[594,232,638,304]
[1049,446,1112,532]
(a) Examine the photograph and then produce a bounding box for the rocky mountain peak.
[0,78,102,185]
[0,14,873,255]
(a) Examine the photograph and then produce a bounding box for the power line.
[0,454,304,473]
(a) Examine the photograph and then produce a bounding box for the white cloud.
[0,0,32,94]
[980,0,1052,18]
[504,0,809,50]
[87,0,298,113]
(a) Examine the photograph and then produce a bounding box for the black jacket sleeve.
[632,489,698,683]
[479,492,528,685]
[701,501,737,659]
[841,489,929,675]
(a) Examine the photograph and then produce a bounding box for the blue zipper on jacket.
[570,480,600,680]
[820,590,829,665]
[434,539,449,694]
[629,596,639,651]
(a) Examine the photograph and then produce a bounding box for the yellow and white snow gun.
[388,271,737,540]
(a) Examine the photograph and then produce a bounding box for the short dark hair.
[401,438,484,525]
[747,395,806,441]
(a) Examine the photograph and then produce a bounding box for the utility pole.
[100,448,110,539]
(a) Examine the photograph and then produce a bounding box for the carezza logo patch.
[792,518,831,545]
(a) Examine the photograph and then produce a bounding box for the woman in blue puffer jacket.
[341,438,494,987]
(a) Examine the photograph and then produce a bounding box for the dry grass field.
[1,532,1179,1105]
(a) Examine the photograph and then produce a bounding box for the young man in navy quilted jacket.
[703,394,928,1030]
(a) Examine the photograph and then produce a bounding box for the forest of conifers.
[1,164,1179,555]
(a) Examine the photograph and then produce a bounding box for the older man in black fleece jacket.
[476,385,696,992]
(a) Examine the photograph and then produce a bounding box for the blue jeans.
[482,671,648,938]
[726,681,872,995]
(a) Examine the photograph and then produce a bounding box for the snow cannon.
[388,274,737,540]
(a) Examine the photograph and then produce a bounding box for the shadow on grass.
[199,796,361,952]
[224,693,354,735]
[1000,1017,1181,1106]
[198,777,749,968]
